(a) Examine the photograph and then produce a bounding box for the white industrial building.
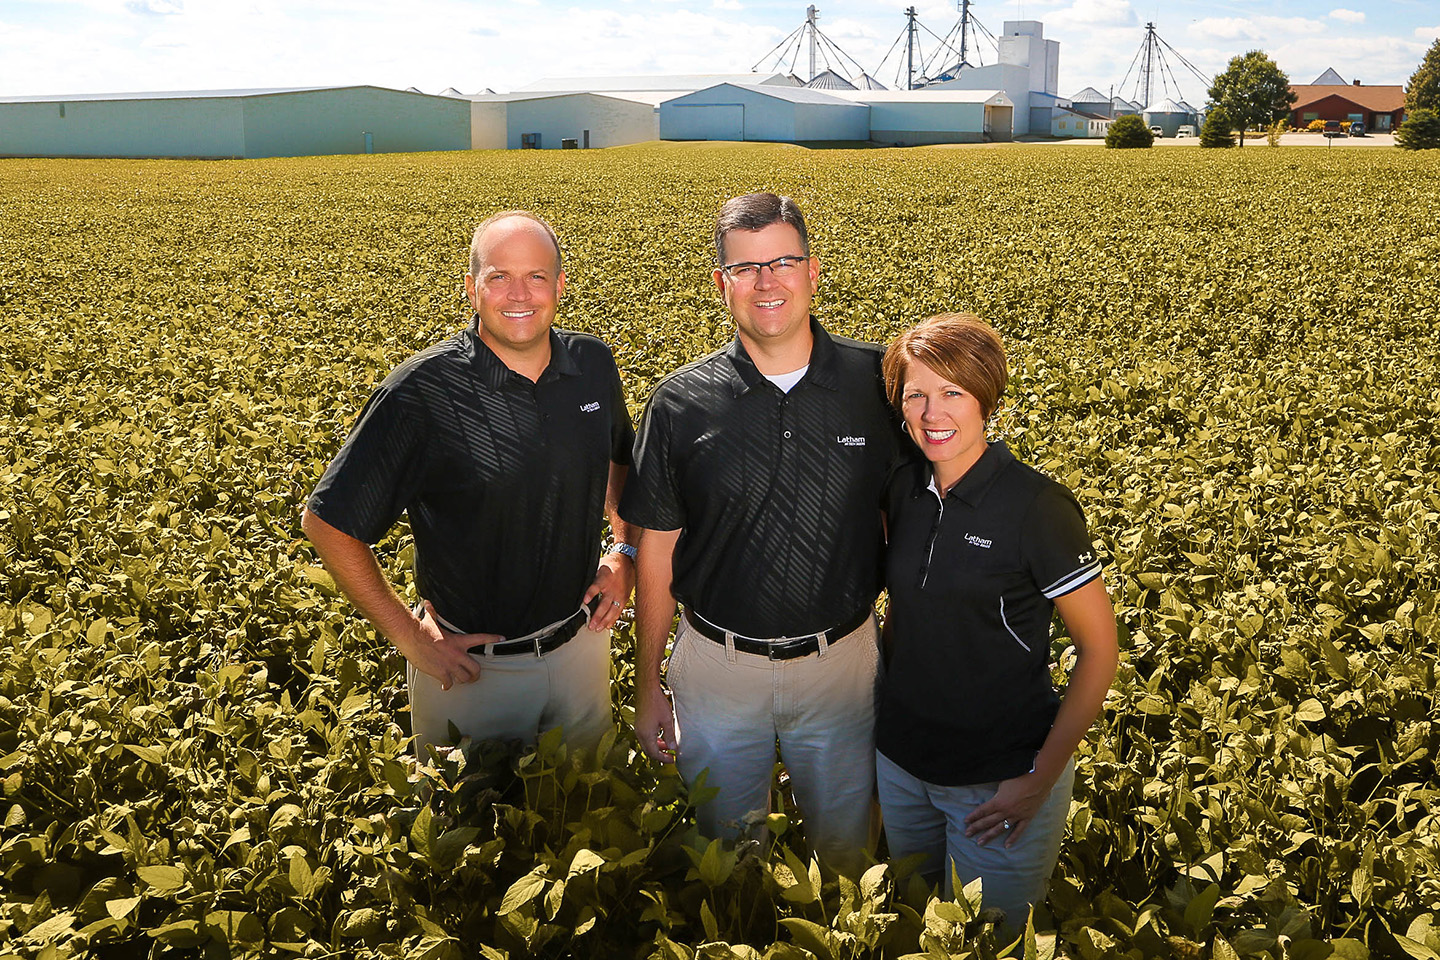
[0,86,470,159]
[472,73,806,150]
[928,21,1061,136]
[834,89,1013,144]
[1050,107,1110,138]
[1142,98,1198,138]
[468,92,659,150]
[661,83,870,143]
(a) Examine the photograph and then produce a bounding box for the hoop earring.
[986,403,1010,441]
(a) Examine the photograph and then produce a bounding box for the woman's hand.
[964,770,1054,848]
[964,578,1120,848]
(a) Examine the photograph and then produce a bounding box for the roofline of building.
[0,84,452,104]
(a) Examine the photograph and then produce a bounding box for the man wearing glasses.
[621,193,900,873]
[303,211,636,758]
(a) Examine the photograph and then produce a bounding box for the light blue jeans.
[876,750,1075,929]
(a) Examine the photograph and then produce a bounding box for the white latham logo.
[965,533,993,549]
[580,401,601,413]
[836,435,866,447]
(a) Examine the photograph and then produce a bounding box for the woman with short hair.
[877,313,1119,930]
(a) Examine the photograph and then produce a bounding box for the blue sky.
[1,0,1435,102]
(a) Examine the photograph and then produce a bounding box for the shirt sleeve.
[618,388,684,531]
[306,376,430,544]
[1021,482,1103,600]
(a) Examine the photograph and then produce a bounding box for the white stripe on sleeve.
[1041,560,1103,599]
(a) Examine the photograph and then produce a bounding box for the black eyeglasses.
[719,255,809,283]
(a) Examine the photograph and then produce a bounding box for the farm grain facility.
[0,14,1105,157]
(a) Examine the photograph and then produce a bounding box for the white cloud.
[1189,16,1326,44]
[822,15,881,48]
[497,8,789,86]
[1048,0,1137,30]
[1329,9,1365,25]
[1188,17,1253,42]
[1417,25,1440,40]
[1268,34,1431,87]
[125,0,184,14]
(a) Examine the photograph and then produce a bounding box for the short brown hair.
[713,192,809,265]
[883,313,1008,420]
[469,210,562,277]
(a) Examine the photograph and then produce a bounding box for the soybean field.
[1,143,1438,959]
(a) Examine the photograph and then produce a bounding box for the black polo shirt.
[877,441,1103,786]
[307,322,634,638]
[620,318,901,638]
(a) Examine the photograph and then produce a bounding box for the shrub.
[1105,114,1154,149]
[1200,110,1237,148]
[1266,117,1287,147]
[1307,118,1327,132]
[1395,107,1440,150]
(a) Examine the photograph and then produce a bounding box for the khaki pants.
[666,613,881,875]
[407,623,612,759]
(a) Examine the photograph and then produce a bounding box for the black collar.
[721,317,841,397]
[466,319,580,388]
[913,440,1015,507]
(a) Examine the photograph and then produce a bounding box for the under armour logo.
[1079,551,1093,563]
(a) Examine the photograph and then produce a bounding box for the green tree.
[1206,50,1296,147]
[1395,107,1440,150]
[1406,37,1440,112]
[1200,110,1236,148]
[1105,114,1154,149]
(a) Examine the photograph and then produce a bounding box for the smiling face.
[713,222,819,354]
[465,216,565,365]
[900,358,989,490]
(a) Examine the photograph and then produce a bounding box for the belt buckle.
[767,636,808,661]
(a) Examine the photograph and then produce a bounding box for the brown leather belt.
[682,606,873,661]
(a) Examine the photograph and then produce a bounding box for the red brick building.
[1290,69,1406,132]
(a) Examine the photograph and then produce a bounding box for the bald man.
[303,211,636,757]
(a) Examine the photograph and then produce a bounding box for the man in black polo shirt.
[303,211,636,757]
[621,193,899,873]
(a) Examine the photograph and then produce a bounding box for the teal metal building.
[0,86,470,159]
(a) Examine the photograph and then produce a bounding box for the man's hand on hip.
[393,601,502,691]
[634,678,679,763]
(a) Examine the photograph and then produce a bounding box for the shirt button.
[783,430,792,439]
